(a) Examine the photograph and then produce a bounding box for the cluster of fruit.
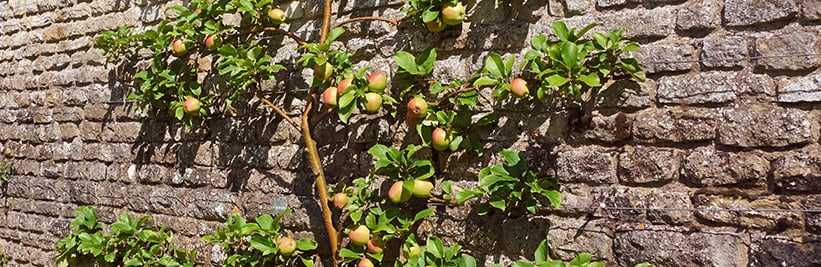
[321,71,388,114]
[425,2,466,32]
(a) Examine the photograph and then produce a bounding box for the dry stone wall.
[0,0,820,266]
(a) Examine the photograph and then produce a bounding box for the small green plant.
[54,206,197,266]
[402,0,466,32]
[488,239,602,267]
[398,235,476,267]
[202,209,317,266]
[455,150,561,215]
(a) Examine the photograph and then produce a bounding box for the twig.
[250,27,308,46]
[428,197,462,206]
[333,16,400,28]
[253,93,301,131]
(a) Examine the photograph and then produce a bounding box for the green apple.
[204,34,221,51]
[407,97,428,118]
[349,225,370,246]
[332,192,348,209]
[441,2,466,26]
[388,181,411,203]
[431,127,449,151]
[510,78,530,98]
[367,71,387,93]
[322,86,339,107]
[183,97,202,115]
[363,93,382,114]
[171,38,188,57]
[366,238,384,254]
[268,8,287,24]
[314,62,333,81]
[426,20,446,32]
[411,179,433,198]
[357,258,374,267]
[278,237,296,256]
[337,77,353,94]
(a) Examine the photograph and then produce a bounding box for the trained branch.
[333,16,400,29]
[428,197,462,206]
[319,0,332,43]
[254,93,301,131]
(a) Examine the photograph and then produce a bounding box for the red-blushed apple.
[332,192,348,209]
[363,93,382,114]
[171,38,188,57]
[407,97,428,118]
[411,179,433,198]
[204,34,222,51]
[367,71,387,93]
[183,97,202,115]
[337,77,353,94]
[441,2,466,26]
[322,86,339,107]
[314,62,333,81]
[278,237,296,256]
[426,20,446,32]
[357,258,374,267]
[349,225,370,246]
[388,181,411,203]
[405,111,419,128]
[510,78,530,98]
[268,8,286,24]
[366,238,384,254]
[431,127,449,151]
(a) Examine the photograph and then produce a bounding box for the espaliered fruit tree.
[76,0,646,266]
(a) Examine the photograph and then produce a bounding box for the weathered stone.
[676,0,720,32]
[750,237,821,267]
[801,0,821,21]
[805,195,821,233]
[657,72,774,104]
[618,146,681,185]
[717,105,816,148]
[597,0,627,8]
[596,79,653,109]
[777,71,821,103]
[754,31,821,72]
[632,40,696,73]
[646,189,693,225]
[693,193,803,230]
[556,148,616,184]
[545,216,614,262]
[701,35,749,69]
[185,189,237,221]
[614,230,747,266]
[603,7,675,40]
[585,112,631,142]
[565,0,594,16]
[771,146,821,192]
[682,147,768,186]
[724,0,798,26]
[592,186,648,221]
[632,107,716,144]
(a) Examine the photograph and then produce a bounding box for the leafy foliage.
[401,0,463,29]
[54,206,197,266]
[397,235,476,267]
[455,150,561,215]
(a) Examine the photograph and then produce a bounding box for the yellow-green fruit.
[363,93,383,114]
[337,77,353,94]
[358,258,374,267]
[332,192,348,209]
[314,62,333,81]
[431,127,449,151]
[183,97,202,115]
[388,181,411,203]
[171,38,187,57]
[348,225,370,246]
[411,179,433,198]
[426,20,446,32]
[367,71,388,93]
[510,78,530,98]
[366,238,384,254]
[268,8,287,24]
[278,237,296,256]
[441,2,466,26]
[404,243,423,259]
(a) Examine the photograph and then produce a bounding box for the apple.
[193,8,201,14]
[510,78,529,98]
[314,62,333,81]
[405,111,419,128]
[357,258,374,267]
[411,179,433,198]
[407,98,427,118]
[183,97,202,115]
[204,34,221,51]
[431,127,449,151]
[441,2,466,26]
[349,225,370,246]
[337,77,353,94]
[426,20,446,32]
[332,192,348,209]
[388,181,411,203]
[366,238,384,254]
[363,93,382,114]
[322,86,339,107]
[171,38,187,57]
[268,8,287,24]
[278,237,296,256]
[403,243,423,259]
[367,71,387,93]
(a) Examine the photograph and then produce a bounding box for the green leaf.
[485,53,505,78]
[473,76,497,88]
[296,238,318,250]
[592,33,608,49]
[577,72,601,87]
[301,257,315,267]
[255,214,274,231]
[546,74,569,87]
[535,239,549,262]
[368,144,393,162]
[250,236,276,255]
[575,23,599,41]
[455,190,480,203]
[503,55,515,77]
[489,198,506,211]
[570,253,593,265]
[551,21,570,41]
[325,27,346,44]
[560,41,578,67]
[417,47,437,75]
[426,237,444,259]
[338,248,360,260]
[513,261,536,267]
[422,9,440,23]
[622,42,640,52]
[499,150,521,165]
[413,208,435,222]
[460,254,477,267]
[394,51,419,75]
[531,34,548,52]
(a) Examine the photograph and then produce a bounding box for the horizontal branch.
[254,93,301,131]
[333,16,400,29]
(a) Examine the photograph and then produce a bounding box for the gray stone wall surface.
[0,0,820,266]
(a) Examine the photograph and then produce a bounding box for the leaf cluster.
[401,0,462,27]
[398,235,476,267]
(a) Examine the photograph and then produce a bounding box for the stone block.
[750,237,821,267]
[701,35,749,69]
[801,0,821,21]
[618,146,681,185]
[693,193,803,230]
[632,107,716,144]
[805,195,821,233]
[614,230,747,266]
[777,71,821,103]
[771,146,821,192]
[592,186,648,221]
[676,0,721,33]
[717,105,816,148]
[724,0,798,26]
[556,148,616,184]
[544,216,615,262]
[585,112,631,143]
[657,72,774,104]
[603,7,675,40]
[186,189,238,221]
[597,0,627,8]
[682,147,768,186]
[754,31,821,72]
[646,189,693,225]
[595,79,653,109]
[632,40,696,73]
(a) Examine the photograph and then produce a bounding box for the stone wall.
[0,0,820,266]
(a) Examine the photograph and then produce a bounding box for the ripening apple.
[337,77,353,94]
[366,238,384,254]
[268,8,287,24]
[171,38,188,57]
[322,86,339,107]
[363,93,383,114]
[332,192,348,209]
[183,97,202,115]
[349,225,370,246]
[388,181,411,203]
[426,20,446,32]
[357,258,374,267]
[406,98,428,118]
[204,34,222,51]
[405,111,419,128]
[431,127,450,151]
[510,78,530,98]
[367,71,387,93]
[411,179,433,198]
[314,62,333,81]
[403,243,423,259]
[278,237,296,256]
[441,2,466,26]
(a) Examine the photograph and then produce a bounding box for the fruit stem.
[254,92,301,131]
[333,16,401,29]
